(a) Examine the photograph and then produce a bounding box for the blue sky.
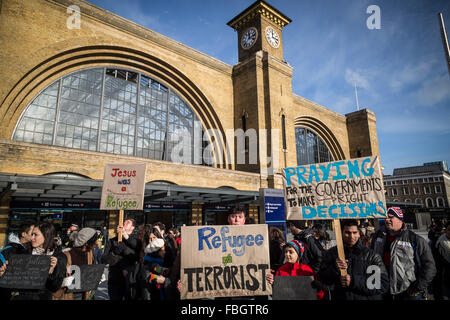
[87,0,450,174]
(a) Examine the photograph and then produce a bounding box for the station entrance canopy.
[0,173,259,207]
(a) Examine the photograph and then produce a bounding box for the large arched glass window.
[13,67,212,166]
[295,127,333,165]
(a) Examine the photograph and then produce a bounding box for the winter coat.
[371,225,436,295]
[434,234,450,288]
[274,262,324,300]
[12,247,68,300]
[101,235,142,281]
[52,247,95,300]
[294,228,323,273]
[319,240,389,300]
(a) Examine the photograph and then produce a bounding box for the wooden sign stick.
[332,219,347,277]
[118,209,124,243]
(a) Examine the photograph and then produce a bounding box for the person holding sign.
[318,219,389,300]
[371,207,436,300]
[53,228,99,300]
[6,222,68,300]
[0,221,35,300]
[266,240,324,300]
[101,218,142,301]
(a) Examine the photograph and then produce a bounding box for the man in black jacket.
[319,219,389,300]
[287,220,322,273]
[102,218,142,300]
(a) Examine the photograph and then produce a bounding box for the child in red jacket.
[266,240,324,300]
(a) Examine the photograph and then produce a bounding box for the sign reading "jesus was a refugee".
[283,156,387,220]
[180,225,271,300]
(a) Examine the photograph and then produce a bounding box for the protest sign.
[66,264,105,293]
[272,276,317,300]
[180,224,271,300]
[283,156,387,220]
[100,163,147,211]
[0,255,50,289]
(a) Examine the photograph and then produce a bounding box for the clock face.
[241,27,258,50]
[265,27,280,48]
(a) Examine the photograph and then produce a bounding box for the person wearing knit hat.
[56,227,99,300]
[73,228,97,248]
[266,239,324,300]
[371,207,437,300]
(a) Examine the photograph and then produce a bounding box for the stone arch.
[293,116,345,161]
[1,45,230,169]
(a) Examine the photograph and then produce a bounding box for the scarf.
[436,234,450,263]
[32,247,54,256]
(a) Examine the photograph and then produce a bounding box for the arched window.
[295,127,333,165]
[425,197,434,208]
[415,198,423,205]
[436,197,445,208]
[13,67,212,166]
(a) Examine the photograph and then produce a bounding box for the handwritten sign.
[180,225,271,300]
[66,264,105,293]
[100,163,147,210]
[283,156,387,220]
[272,276,317,300]
[0,255,50,289]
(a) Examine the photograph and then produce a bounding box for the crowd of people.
[0,206,449,301]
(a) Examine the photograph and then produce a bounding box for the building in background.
[0,0,380,244]
[384,161,450,229]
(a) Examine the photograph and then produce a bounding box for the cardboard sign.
[0,255,50,289]
[272,276,317,300]
[66,264,105,293]
[100,163,147,210]
[283,156,387,220]
[180,224,271,300]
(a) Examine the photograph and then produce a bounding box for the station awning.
[0,173,259,206]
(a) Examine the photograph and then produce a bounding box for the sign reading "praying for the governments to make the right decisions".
[282,156,387,220]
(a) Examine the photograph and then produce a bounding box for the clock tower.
[227,0,291,62]
[227,1,294,188]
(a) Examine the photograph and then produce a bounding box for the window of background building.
[436,197,445,208]
[403,187,409,195]
[392,188,398,196]
[415,198,423,205]
[295,127,333,165]
[13,67,213,166]
[424,186,431,194]
[425,197,434,208]
[435,185,442,193]
[414,187,420,194]
[405,199,411,203]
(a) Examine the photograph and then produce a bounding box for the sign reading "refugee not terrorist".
[100,163,147,210]
[282,156,387,220]
[180,225,271,300]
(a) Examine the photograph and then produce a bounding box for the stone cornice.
[47,0,232,76]
[292,94,347,122]
[227,0,291,31]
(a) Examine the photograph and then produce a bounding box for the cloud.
[345,68,370,89]
[389,60,436,92]
[378,114,450,134]
[415,74,450,107]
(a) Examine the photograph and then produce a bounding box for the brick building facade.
[0,0,380,244]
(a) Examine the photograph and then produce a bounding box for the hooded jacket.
[371,224,436,295]
[294,227,323,273]
[319,240,389,300]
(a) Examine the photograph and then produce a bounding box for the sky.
[87,0,450,175]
